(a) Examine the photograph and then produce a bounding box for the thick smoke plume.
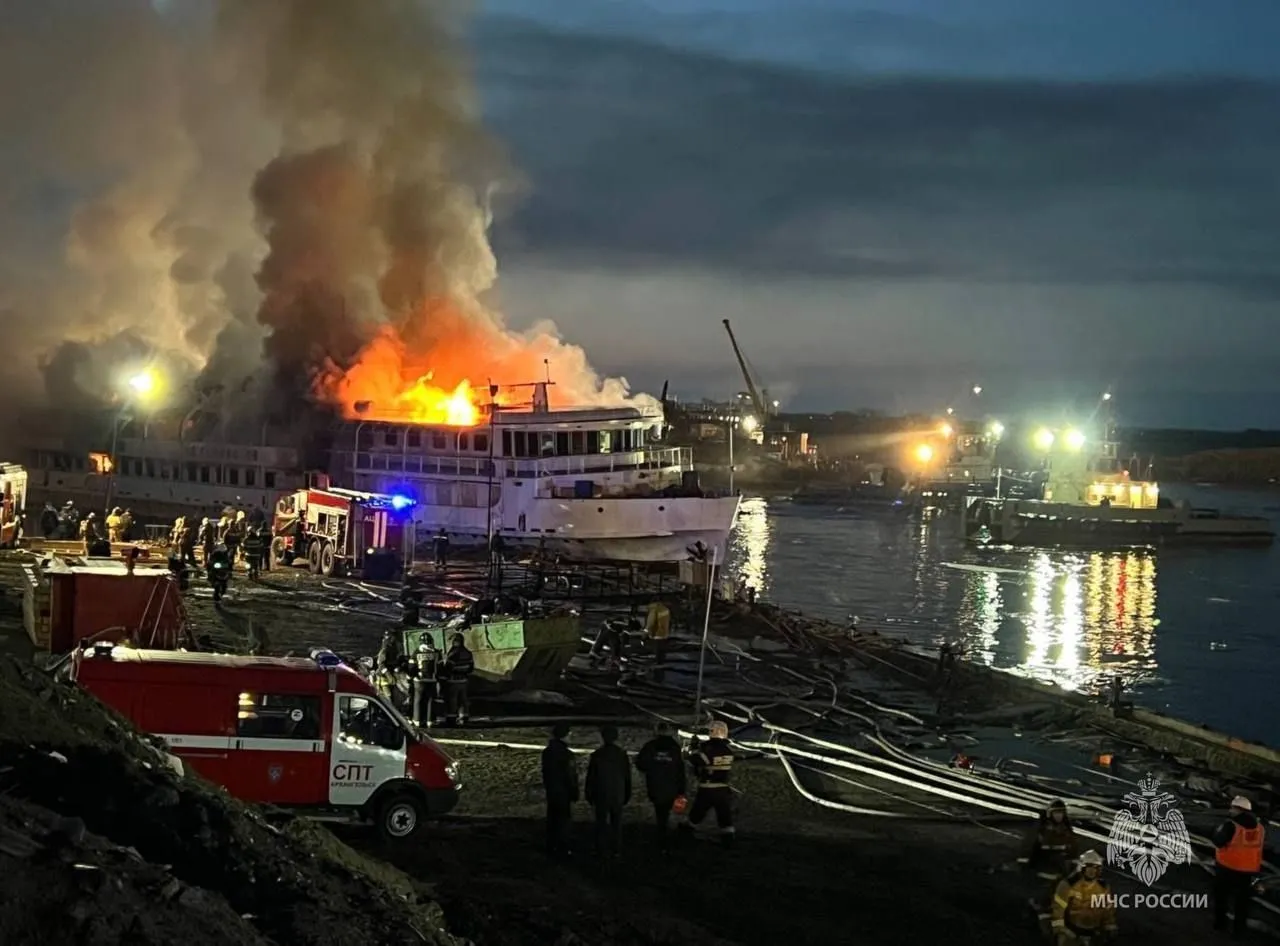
[0,0,652,449]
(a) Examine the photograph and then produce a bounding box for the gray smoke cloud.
[0,0,651,449]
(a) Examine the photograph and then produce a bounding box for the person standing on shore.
[681,720,735,847]
[634,722,686,852]
[1212,794,1265,937]
[541,723,578,859]
[442,633,474,725]
[584,725,631,859]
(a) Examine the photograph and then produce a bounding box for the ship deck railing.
[350,446,691,480]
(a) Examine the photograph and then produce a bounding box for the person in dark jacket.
[1020,799,1079,877]
[541,723,579,858]
[635,721,686,850]
[1212,795,1266,936]
[584,725,631,858]
[442,633,474,725]
[433,527,449,568]
[682,720,735,846]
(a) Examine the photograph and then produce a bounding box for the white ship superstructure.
[336,383,741,562]
[23,435,312,526]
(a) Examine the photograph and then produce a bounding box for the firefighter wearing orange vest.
[1212,794,1265,936]
[1050,850,1117,944]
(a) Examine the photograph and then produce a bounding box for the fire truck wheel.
[271,537,293,567]
[307,541,322,573]
[320,542,336,576]
[376,793,423,841]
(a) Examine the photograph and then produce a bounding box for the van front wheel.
[376,793,424,842]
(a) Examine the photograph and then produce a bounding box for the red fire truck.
[71,645,459,840]
[271,486,415,579]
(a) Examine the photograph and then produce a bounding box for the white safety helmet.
[1078,850,1104,867]
[1231,795,1253,811]
[708,721,728,739]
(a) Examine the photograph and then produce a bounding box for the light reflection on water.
[727,496,771,593]
[722,491,1279,745]
[953,550,1158,693]
[724,498,1160,695]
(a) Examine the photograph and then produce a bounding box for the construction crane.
[722,319,770,422]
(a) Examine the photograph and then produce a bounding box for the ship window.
[185,463,197,482]
[587,431,600,453]
[556,432,569,455]
[458,433,470,451]
[432,432,447,450]
[337,696,403,751]
[502,431,512,456]
[245,469,256,487]
[384,430,398,447]
[265,472,276,489]
[236,692,322,740]
[571,432,585,454]
[145,460,156,478]
[598,431,612,454]
[228,468,239,486]
[197,465,208,483]
[474,433,489,452]
[407,430,421,448]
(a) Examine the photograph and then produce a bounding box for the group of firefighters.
[539,719,736,860]
[1022,795,1265,941]
[374,629,476,728]
[168,509,271,579]
[38,502,136,549]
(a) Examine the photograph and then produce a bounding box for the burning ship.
[21,374,740,563]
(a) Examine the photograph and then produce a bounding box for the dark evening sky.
[2,0,1277,430]
[475,0,1280,427]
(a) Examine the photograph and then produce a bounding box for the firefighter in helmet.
[442,632,474,725]
[681,719,735,846]
[1049,850,1117,944]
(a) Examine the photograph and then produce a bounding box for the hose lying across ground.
[436,635,1280,925]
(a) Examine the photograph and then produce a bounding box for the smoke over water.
[0,0,652,445]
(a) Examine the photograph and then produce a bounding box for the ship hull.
[963,498,1274,548]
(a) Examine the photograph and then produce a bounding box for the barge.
[963,426,1273,547]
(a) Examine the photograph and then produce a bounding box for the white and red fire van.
[71,645,459,840]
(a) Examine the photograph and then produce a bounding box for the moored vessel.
[962,426,1273,547]
[336,381,740,562]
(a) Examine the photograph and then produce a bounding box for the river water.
[722,486,1280,747]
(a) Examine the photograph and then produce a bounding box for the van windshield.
[378,696,418,739]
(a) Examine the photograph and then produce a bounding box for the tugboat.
[962,425,1273,547]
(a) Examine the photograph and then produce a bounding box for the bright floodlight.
[740,415,758,432]
[946,406,954,415]
[1102,392,1112,401]
[972,385,983,396]
[915,443,934,464]
[127,370,155,395]
[988,421,1004,439]
[1033,428,1055,451]
[1064,429,1086,451]
[940,423,953,437]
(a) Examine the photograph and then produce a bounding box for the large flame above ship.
[325,300,633,428]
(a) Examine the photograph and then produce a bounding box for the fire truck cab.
[71,645,459,840]
[272,486,414,580]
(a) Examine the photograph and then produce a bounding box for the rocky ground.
[0,549,1271,944]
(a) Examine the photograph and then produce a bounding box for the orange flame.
[394,375,479,426]
[324,298,648,427]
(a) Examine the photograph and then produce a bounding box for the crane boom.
[722,319,767,419]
